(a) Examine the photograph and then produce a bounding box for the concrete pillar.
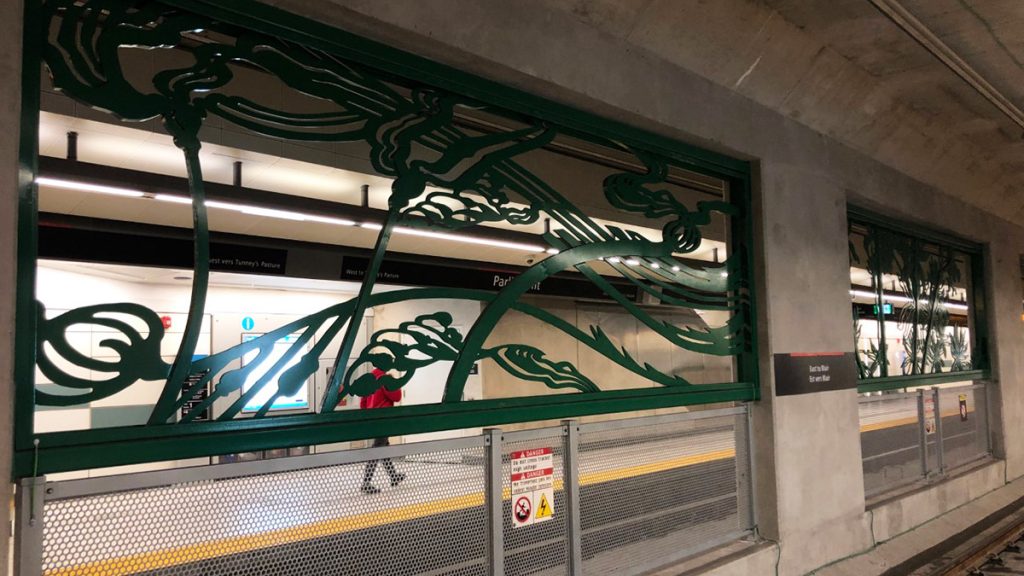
[0,0,24,573]
[754,161,873,575]
[983,229,1024,479]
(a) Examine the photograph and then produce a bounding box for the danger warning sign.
[535,488,553,521]
[513,496,532,527]
[511,447,555,527]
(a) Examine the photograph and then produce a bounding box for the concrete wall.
[250,0,1024,574]
[0,0,23,573]
[482,297,731,400]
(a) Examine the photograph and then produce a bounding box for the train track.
[916,512,1024,575]
[959,538,1024,575]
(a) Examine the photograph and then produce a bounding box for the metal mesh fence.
[20,407,755,576]
[939,384,990,470]
[860,383,992,498]
[39,442,489,576]
[859,392,925,496]
[502,429,569,576]
[576,411,752,576]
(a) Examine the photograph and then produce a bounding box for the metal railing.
[859,382,990,498]
[15,406,754,576]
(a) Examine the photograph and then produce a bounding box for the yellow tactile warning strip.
[43,409,974,576]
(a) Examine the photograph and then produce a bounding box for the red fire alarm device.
[161,315,172,330]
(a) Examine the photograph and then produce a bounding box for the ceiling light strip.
[37,176,145,198]
[44,178,544,254]
[391,226,546,253]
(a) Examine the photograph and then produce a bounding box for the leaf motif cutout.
[483,345,599,393]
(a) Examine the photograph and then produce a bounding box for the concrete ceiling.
[544,0,1024,225]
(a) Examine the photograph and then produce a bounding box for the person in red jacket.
[360,372,406,494]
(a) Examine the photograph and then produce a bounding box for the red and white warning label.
[510,447,555,527]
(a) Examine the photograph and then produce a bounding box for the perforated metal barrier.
[577,411,753,575]
[15,407,754,576]
[859,382,991,498]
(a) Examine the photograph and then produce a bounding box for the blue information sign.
[241,316,255,330]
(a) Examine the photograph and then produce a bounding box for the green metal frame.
[849,206,989,394]
[13,0,759,477]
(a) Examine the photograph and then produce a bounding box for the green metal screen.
[14,0,759,477]
[848,207,988,393]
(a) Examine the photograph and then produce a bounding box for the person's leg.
[379,437,398,479]
[362,459,378,485]
[379,437,406,486]
[361,437,389,492]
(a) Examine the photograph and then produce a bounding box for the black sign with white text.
[209,244,287,275]
[773,352,857,396]
[340,256,640,301]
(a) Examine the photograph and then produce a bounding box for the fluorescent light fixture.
[240,206,307,221]
[849,289,968,311]
[625,259,640,266]
[849,289,912,303]
[305,215,357,226]
[156,195,358,226]
[51,176,546,253]
[608,257,621,264]
[219,201,352,224]
[392,226,546,253]
[671,266,680,272]
[37,177,145,198]
[720,271,728,277]
[651,262,660,269]
[154,194,192,205]
[204,200,306,222]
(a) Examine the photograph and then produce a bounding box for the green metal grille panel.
[14,0,757,475]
